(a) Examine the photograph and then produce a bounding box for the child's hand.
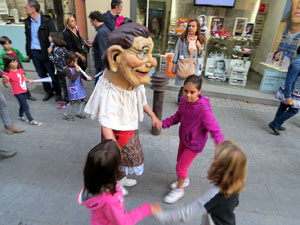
[2,75,9,82]
[152,117,162,131]
[28,79,34,83]
[75,64,80,72]
[87,77,92,81]
[151,202,162,215]
[26,56,30,62]
[47,47,53,53]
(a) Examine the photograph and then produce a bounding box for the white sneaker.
[120,184,128,196]
[163,188,184,204]
[170,178,190,190]
[120,176,137,187]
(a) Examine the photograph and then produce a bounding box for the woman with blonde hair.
[63,14,88,71]
[172,19,205,103]
[156,140,247,225]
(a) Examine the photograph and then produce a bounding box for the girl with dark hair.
[77,140,162,225]
[160,75,223,204]
[63,51,92,121]
[172,19,205,103]
[85,23,160,195]
[48,32,68,108]
[156,140,247,225]
[2,54,42,126]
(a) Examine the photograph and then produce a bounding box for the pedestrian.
[0,150,17,159]
[103,0,123,31]
[24,0,61,102]
[63,51,92,121]
[77,140,162,225]
[63,15,89,71]
[48,32,68,109]
[172,19,205,103]
[160,75,224,204]
[0,70,25,134]
[88,11,110,85]
[84,23,161,196]
[269,46,300,135]
[156,140,247,225]
[2,54,42,126]
[0,36,36,101]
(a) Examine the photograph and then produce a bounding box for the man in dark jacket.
[103,0,123,31]
[89,11,110,84]
[24,0,61,101]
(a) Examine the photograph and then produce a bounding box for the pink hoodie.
[163,95,224,152]
[77,184,152,225]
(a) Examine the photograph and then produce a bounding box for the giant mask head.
[102,23,157,88]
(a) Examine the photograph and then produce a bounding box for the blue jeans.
[14,93,34,121]
[0,90,12,126]
[30,51,61,95]
[269,102,299,129]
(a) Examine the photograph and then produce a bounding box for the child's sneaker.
[18,116,27,122]
[63,114,75,121]
[58,103,67,109]
[30,120,42,126]
[170,178,190,190]
[76,114,86,119]
[163,188,184,204]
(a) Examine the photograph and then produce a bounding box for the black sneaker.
[43,93,54,101]
[278,126,286,131]
[27,95,37,101]
[268,124,280,135]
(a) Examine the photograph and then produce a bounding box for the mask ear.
[107,45,124,72]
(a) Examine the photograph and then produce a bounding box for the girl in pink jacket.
[77,140,161,225]
[161,75,224,204]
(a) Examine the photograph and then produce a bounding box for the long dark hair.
[3,54,18,72]
[102,23,150,68]
[83,140,123,195]
[180,19,205,45]
[184,75,202,90]
[50,32,66,47]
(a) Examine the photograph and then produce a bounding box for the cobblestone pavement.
[0,80,300,225]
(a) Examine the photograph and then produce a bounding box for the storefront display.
[233,18,248,37]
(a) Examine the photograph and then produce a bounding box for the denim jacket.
[284,54,300,98]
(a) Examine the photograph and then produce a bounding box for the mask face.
[113,36,157,86]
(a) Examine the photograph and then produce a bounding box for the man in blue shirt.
[24,0,61,101]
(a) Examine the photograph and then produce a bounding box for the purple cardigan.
[163,95,224,152]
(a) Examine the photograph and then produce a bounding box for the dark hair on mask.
[184,75,202,90]
[102,23,150,69]
[83,140,123,195]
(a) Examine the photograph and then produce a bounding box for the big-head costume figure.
[85,23,160,192]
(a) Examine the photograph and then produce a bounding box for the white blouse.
[84,75,147,131]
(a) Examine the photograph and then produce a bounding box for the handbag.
[177,57,195,79]
[176,39,196,79]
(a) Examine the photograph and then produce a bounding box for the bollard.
[150,72,169,135]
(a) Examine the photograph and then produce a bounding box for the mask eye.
[137,50,148,60]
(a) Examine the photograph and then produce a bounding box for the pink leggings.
[176,141,199,179]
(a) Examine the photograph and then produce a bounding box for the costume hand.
[283,98,292,105]
[196,40,202,49]
[75,64,80,72]
[151,202,162,215]
[152,117,162,131]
